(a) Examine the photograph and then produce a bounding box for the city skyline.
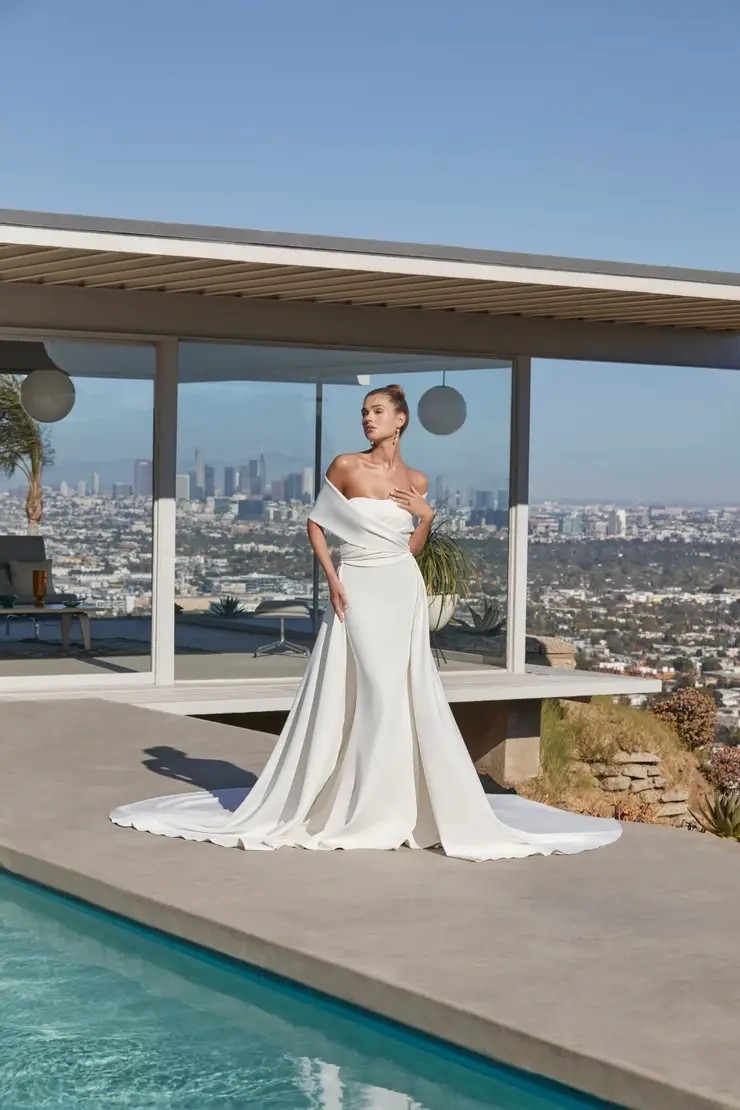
[2,362,736,504]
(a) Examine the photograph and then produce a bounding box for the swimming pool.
[0,873,619,1108]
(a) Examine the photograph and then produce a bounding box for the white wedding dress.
[110,479,620,861]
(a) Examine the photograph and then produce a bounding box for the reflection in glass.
[172,346,511,681]
[0,340,154,678]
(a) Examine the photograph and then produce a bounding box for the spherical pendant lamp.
[21,368,76,422]
[417,379,467,436]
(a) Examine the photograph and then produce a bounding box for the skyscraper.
[204,465,216,498]
[302,467,314,498]
[284,472,303,501]
[258,452,266,494]
[247,458,260,495]
[175,474,191,500]
[607,509,627,537]
[497,488,509,513]
[224,467,237,497]
[194,448,205,493]
[134,459,153,497]
[91,471,100,495]
[76,480,86,498]
[238,464,250,494]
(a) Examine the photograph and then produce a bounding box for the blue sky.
[1,0,739,502]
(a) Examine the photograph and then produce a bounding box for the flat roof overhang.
[1,209,740,369]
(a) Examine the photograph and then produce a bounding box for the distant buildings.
[608,508,627,538]
[302,467,314,497]
[223,467,237,497]
[134,459,152,497]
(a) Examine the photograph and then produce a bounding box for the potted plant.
[209,595,247,618]
[414,516,479,631]
[452,597,506,638]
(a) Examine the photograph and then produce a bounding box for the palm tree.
[0,374,54,534]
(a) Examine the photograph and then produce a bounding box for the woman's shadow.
[142,746,257,812]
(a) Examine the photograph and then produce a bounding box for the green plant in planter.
[209,595,247,618]
[414,516,478,600]
[452,597,506,637]
[692,791,740,840]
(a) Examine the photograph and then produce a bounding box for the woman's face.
[361,393,400,443]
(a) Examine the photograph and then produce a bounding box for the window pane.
[0,339,154,678]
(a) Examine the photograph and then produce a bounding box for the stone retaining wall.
[574,750,691,824]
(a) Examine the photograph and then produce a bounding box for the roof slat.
[3,235,740,332]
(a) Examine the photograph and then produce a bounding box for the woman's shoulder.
[326,453,362,475]
[406,466,429,494]
[325,453,362,488]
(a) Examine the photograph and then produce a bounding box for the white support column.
[151,338,179,686]
[506,356,531,673]
[311,380,323,636]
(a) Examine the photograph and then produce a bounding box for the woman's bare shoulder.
[406,467,429,494]
[325,453,363,490]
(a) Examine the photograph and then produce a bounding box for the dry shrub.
[704,746,740,793]
[649,687,717,751]
[563,697,688,785]
[519,697,705,823]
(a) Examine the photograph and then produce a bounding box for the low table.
[0,605,92,651]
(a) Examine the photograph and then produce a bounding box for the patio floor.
[0,698,737,1110]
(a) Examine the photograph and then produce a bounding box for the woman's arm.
[307,454,353,621]
[389,472,435,556]
[408,508,435,556]
[307,519,339,588]
[306,520,350,622]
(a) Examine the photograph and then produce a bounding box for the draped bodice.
[308,479,414,567]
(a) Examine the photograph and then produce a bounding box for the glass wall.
[174,343,317,680]
[174,343,510,680]
[0,339,154,679]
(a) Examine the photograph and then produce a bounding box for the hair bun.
[385,383,405,398]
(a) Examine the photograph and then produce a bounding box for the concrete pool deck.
[0,698,737,1110]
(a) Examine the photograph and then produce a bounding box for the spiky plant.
[692,791,740,840]
[209,595,247,618]
[0,374,55,534]
[414,516,478,600]
[452,597,506,636]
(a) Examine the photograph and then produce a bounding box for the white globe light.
[417,384,467,435]
[21,369,76,423]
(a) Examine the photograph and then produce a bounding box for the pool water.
[0,874,618,1109]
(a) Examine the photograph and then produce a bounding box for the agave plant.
[452,598,506,637]
[692,791,740,840]
[209,595,247,618]
[414,516,478,600]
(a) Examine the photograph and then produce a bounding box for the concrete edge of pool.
[0,842,727,1110]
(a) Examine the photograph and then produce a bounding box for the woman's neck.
[367,440,401,470]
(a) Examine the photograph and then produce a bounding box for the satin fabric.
[110,479,620,861]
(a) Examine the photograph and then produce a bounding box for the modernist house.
[3,208,739,777]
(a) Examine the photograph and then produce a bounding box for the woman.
[110,384,620,860]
